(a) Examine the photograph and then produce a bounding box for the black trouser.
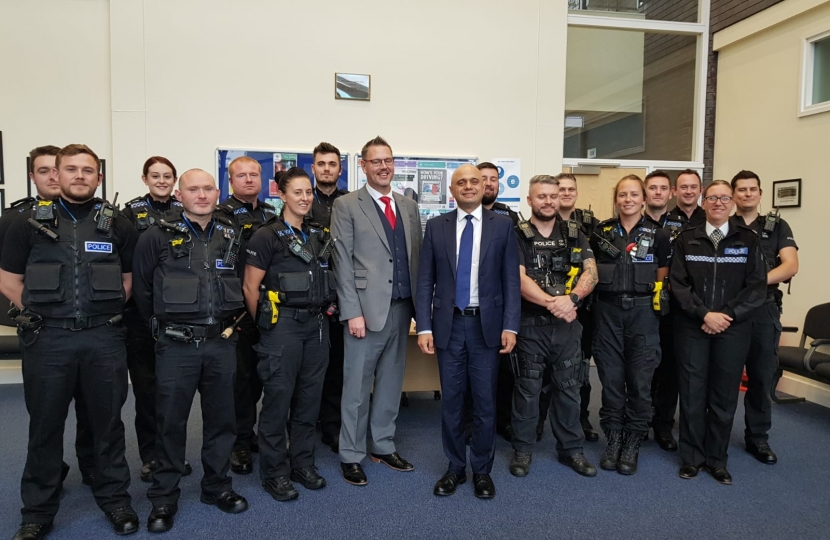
[744,302,782,443]
[20,324,131,524]
[125,307,156,464]
[233,320,262,453]
[538,305,593,426]
[318,313,345,441]
[257,314,329,480]
[494,354,514,432]
[650,316,678,434]
[149,332,237,505]
[675,315,751,469]
[512,317,586,456]
[592,299,661,435]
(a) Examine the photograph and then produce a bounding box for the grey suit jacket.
[331,186,422,332]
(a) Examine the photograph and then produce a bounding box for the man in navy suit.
[416,164,521,499]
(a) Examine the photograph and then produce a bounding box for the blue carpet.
[1,371,829,540]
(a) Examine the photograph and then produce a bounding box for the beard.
[531,207,556,222]
[482,193,497,206]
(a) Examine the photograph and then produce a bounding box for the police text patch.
[216,259,235,270]
[724,247,749,255]
[85,241,112,253]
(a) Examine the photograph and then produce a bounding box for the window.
[568,0,699,23]
[801,31,830,116]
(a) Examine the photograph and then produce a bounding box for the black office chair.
[773,302,830,403]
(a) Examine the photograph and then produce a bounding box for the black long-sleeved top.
[669,216,766,323]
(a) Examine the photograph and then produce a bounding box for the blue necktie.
[456,214,474,309]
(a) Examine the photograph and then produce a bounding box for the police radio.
[763,209,780,232]
[594,232,621,259]
[582,206,594,225]
[222,229,240,268]
[630,230,654,261]
[567,220,579,239]
[288,236,314,263]
[96,193,119,235]
[517,212,535,239]
[318,236,337,263]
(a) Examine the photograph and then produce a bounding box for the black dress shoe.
[581,419,599,442]
[200,490,249,513]
[105,506,139,535]
[263,476,299,502]
[290,466,326,490]
[183,460,193,476]
[509,450,532,477]
[230,450,253,475]
[654,431,679,452]
[12,522,52,540]
[321,433,339,454]
[147,504,177,534]
[705,466,733,485]
[473,474,495,499]
[746,441,778,464]
[679,464,700,479]
[141,461,156,483]
[370,452,414,471]
[558,453,598,477]
[433,472,467,496]
[341,462,368,486]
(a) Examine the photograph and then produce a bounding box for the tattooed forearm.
[573,258,598,299]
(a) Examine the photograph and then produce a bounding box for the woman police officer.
[590,175,671,475]
[670,179,766,484]
[242,167,337,501]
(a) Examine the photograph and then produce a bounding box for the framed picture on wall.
[0,131,5,185]
[0,189,5,215]
[772,178,801,208]
[334,73,370,101]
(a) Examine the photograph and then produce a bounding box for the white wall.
[714,1,830,350]
[1,1,570,210]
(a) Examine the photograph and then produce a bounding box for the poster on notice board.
[491,158,521,213]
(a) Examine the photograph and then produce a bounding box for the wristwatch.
[570,293,580,306]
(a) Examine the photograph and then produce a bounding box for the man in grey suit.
[331,136,422,486]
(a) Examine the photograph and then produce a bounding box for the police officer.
[508,174,598,479]
[243,167,336,501]
[732,170,799,465]
[590,175,671,475]
[478,161,520,441]
[120,156,192,483]
[0,144,139,539]
[133,169,248,533]
[0,145,96,489]
[307,143,349,454]
[671,180,767,485]
[647,169,705,452]
[538,173,601,442]
[215,156,277,475]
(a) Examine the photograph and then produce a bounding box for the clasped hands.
[702,312,732,334]
[546,295,577,323]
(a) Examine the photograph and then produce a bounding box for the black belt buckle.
[620,296,634,311]
[455,307,479,317]
[164,325,194,343]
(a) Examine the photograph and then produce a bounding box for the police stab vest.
[216,198,277,240]
[522,220,582,297]
[153,216,244,324]
[594,218,659,295]
[22,199,124,319]
[123,194,182,231]
[260,220,337,308]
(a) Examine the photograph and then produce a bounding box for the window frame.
[799,29,830,118]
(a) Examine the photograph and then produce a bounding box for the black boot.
[617,432,644,475]
[600,430,623,471]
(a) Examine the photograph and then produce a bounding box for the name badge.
[216,259,235,270]
[632,254,654,263]
[85,241,113,253]
[724,247,749,255]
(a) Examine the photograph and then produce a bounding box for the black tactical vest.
[22,199,124,319]
[260,220,337,308]
[522,220,583,297]
[123,194,182,231]
[215,197,277,240]
[152,216,244,324]
[593,218,659,295]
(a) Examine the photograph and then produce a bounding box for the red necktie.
[380,196,396,229]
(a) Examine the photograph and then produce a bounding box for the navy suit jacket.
[415,208,521,350]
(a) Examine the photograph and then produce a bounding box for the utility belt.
[153,317,236,344]
[520,314,555,327]
[597,293,653,310]
[257,286,331,329]
[279,306,323,322]
[766,288,784,313]
[42,313,120,330]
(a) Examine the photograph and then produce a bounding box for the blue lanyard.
[58,199,77,223]
[618,216,645,237]
[182,214,214,240]
[285,220,308,243]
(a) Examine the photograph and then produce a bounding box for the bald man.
[416,164,520,498]
[133,169,248,532]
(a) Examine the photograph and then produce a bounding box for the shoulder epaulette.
[125,195,146,208]
[9,196,36,210]
[214,215,236,229]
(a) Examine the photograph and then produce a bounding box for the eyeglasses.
[366,158,394,167]
[704,195,733,204]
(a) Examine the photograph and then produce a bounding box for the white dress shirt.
[705,221,729,238]
[456,205,482,308]
[366,183,396,217]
